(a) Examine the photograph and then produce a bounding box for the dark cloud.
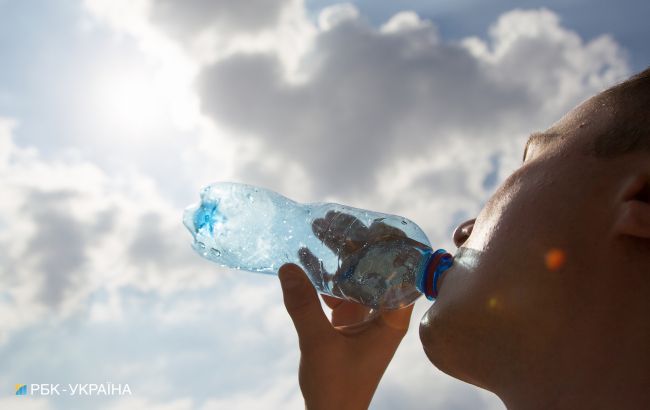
[92,208,116,236]
[196,10,624,198]
[23,190,90,308]
[128,212,194,270]
[197,19,528,196]
[150,0,291,41]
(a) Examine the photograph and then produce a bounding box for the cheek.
[464,169,529,251]
[457,162,581,303]
[456,163,566,299]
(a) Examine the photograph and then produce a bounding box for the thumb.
[278,263,334,349]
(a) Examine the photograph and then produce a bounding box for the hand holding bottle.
[297,210,420,305]
[279,263,414,410]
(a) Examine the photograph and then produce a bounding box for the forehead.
[555,93,613,135]
[524,94,614,157]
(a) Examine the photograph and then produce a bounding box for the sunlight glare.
[91,63,165,137]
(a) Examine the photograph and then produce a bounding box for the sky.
[0,0,646,409]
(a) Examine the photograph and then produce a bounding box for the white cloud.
[150,0,292,41]
[83,0,316,75]
[0,396,53,410]
[200,375,303,410]
[462,8,628,115]
[0,118,216,343]
[318,3,360,31]
[0,114,300,405]
[102,397,193,410]
[381,11,437,36]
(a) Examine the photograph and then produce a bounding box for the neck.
[497,304,650,409]
[500,359,650,409]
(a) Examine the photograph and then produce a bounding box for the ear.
[613,174,650,239]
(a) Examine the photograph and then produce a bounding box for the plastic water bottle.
[183,182,452,310]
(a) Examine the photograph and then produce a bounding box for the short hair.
[592,67,650,157]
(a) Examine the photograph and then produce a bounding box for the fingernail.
[279,266,302,289]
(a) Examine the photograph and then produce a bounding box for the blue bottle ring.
[420,249,453,301]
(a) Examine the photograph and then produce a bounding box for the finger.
[368,220,408,240]
[340,218,368,254]
[278,264,335,349]
[313,211,368,254]
[298,247,331,289]
[312,213,346,250]
[321,294,344,309]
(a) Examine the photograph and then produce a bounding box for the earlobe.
[614,175,650,239]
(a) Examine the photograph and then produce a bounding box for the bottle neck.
[416,249,453,301]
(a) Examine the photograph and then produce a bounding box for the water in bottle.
[183,182,452,310]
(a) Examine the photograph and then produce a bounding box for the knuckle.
[286,297,315,317]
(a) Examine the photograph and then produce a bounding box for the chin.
[418,304,484,389]
[418,307,454,374]
[419,302,502,391]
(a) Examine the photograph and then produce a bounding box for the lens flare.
[545,248,566,271]
[487,297,499,309]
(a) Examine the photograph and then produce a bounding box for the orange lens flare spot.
[545,248,566,271]
[487,297,499,309]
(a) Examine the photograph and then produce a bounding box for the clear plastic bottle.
[183,182,452,310]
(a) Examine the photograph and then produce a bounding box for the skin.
[278,86,650,409]
[279,264,413,410]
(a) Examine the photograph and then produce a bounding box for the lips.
[436,269,450,294]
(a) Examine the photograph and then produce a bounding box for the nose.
[453,218,476,248]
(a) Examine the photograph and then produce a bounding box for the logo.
[15,384,27,396]
[12,383,132,397]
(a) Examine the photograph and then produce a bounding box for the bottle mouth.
[418,249,453,301]
[183,203,199,235]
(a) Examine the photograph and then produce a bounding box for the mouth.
[436,269,451,293]
[433,247,480,296]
